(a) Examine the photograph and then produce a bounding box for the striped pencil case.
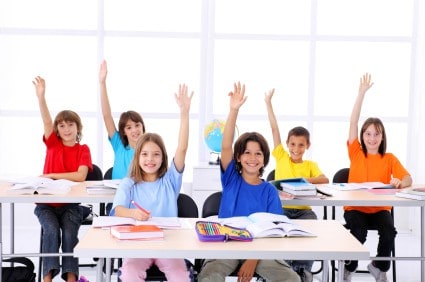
[195,221,253,242]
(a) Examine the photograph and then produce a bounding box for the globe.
[204,119,226,153]
[204,119,238,165]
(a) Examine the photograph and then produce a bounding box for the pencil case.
[195,221,253,242]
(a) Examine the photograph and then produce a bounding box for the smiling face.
[57,121,78,145]
[237,141,265,177]
[362,124,383,154]
[138,141,163,177]
[286,135,309,163]
[124,120,144,148]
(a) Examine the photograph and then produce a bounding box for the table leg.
[322,260,329,282]
[105,258,112,282]
[421,206,424,282]
[337,260,344,282]
[97,257,104,282]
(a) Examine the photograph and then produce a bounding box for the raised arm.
[349,73,374,144]
[264,88,282,148]
[173,84,193,172]
[99,60,118,138]
[32,76,53,139]
[221,82,247,171]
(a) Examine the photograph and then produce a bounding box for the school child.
[265,89,329,281]
[99,59,146,179]
[343,73,412,282]
[99,60,146,214]
[109,84,193,282]
[32,76,93,282]
[197,82,300,282]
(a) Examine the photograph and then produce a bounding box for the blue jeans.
[283,208,317,274]
[34,203,83,280]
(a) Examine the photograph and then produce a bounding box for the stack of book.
[278,178,317,196]
[110,225,164,240]
[395,187,425,200]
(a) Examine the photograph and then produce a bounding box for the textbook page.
[8,177,75,194]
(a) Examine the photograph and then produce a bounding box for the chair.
[330,168,397,282]
[201,191,222,218]
[117,193,199,282]
[102,167,114,216]
[38,164,103,282]
[104,167,113,180]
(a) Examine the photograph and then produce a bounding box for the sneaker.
[343,267,353,282]
[367,263,388,282]
[296,268,313,282]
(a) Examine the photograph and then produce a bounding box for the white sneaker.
[367,262,388,282]
[343,267,353,282]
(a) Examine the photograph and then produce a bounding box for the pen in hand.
[131,200,151,216]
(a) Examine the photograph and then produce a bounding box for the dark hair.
[118,111,146,147]
[360,117,387,157]
[53,110,83,142]
[130,133,168,183]
[286,126,310,145]
[233,132,270,177]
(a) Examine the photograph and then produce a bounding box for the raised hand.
[228,81,247,111]
[359,73,374,95]
[174,83,194,113]
[32,76,46,99]
[264,88,275,104]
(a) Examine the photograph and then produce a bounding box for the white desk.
[0,181,115,282]
[281,185,425,281]
[75,219,369,282]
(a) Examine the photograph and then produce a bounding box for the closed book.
[395,188,425,201]
[278,178,316,191]
[281,186,317,196]
[110,225,164,240]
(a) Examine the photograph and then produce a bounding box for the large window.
[1,0,424,189]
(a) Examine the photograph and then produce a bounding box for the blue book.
[278,178,316,191]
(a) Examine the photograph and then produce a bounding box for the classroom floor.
[42,230,422,282]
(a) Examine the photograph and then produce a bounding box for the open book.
[92,216,182,229]
[337,182,394,191]
[8,176,75,195]
[395,187,425,200]
[211,212,315,238]
[86,180,121,195]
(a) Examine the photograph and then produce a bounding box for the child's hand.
[264,88,275,104]
[228,81,247,110]
[174,83,194,112]
[131,208,151,221]
[390,177,402,188]
[32,76,46,99]
[99,60,108,83]
[359,73,374,94]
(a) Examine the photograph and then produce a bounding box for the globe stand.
[208,152,220,165]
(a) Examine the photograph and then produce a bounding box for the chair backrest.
[266,169,275,181]
[177,193,199,218]
[332,168,349,183]
[86,164,103,181]
[202,191,222,218]
[104,167,113,180]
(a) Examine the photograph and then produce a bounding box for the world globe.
[204,119,238,164]
[204,119,226,153]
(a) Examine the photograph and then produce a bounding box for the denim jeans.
[283,208,317,274]
[34,203,83,280]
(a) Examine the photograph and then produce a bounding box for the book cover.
[278,178,316,191]
[110,224,164,240]
[395,188,425,200]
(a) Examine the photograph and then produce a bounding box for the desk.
[0,181,115,282]
[281,185,425,281]
[75,219,369,282]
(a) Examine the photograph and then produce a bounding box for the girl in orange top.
[343,73,412,282]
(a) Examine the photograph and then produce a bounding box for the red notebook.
[110,225,164,240]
